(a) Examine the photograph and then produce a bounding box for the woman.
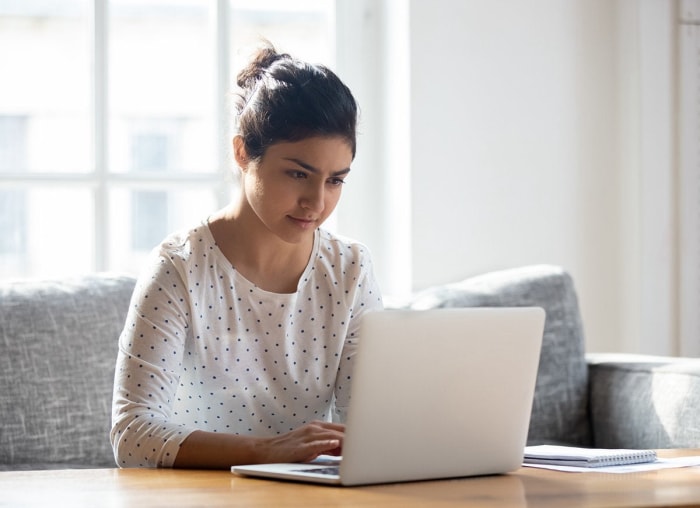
[110,44,383,469]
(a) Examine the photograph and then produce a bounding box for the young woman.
[110,45,383,469]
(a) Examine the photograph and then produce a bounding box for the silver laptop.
[233,307,545,486]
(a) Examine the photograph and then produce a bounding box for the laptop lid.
[233,307,545,486]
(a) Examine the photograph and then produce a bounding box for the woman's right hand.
[253,420,345,464]
[173,421,345,469]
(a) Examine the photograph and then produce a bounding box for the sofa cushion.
[588,353,700,448]
[406,265,592,447]
[0,274,136,469]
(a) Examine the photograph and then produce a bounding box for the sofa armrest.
[587,353,700,449]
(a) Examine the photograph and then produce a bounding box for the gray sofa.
[1,265,699,470]
[0,274,135,470]
[405,265,700,450]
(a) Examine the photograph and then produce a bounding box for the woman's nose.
[301,184,325,213]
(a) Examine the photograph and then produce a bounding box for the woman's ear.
[232,136,249,171]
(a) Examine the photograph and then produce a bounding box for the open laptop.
[233,307,545,486]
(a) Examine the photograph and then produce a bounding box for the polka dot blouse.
[110,224,383,468]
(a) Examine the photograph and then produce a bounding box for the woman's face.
[236,135,353,244]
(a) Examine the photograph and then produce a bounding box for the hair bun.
[233,41,358,161]
[237,44,290,89]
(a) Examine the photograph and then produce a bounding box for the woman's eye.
[328,177,346,186]
[287,170,307,180]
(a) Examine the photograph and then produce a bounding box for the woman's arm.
[111,253,195,467]
[173,421,344,469]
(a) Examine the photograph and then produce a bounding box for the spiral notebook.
[523,445,657,468]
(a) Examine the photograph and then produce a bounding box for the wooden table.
[3,450,700,507]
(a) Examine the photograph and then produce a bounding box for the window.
[0,0,335,279]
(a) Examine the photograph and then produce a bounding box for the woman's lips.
[288,216,317,229]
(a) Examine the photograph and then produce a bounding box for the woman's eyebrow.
[283,157,351,176]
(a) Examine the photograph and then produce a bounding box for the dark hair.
[234,44,358,161]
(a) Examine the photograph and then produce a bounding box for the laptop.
[232,307,545,486]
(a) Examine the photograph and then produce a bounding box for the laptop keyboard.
[293,466,340,476]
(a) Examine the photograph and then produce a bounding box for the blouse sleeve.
[110,252,196,468]
[332,248,383,422]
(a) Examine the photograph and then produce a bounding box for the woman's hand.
[174,421,345,469]
[254,420,345,463]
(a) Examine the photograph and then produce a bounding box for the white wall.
[337,0,679,354]
[408,0,620,353]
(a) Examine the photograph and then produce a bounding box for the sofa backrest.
[406,264,592,447]
[0,274,136,470]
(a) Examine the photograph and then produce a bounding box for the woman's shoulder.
[139,221,216,275]
[155,221,214,257]
[313,229,382,306]
[133,221,216,287]
[317,228,374,266]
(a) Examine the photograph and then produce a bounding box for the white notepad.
[523,445,657,468]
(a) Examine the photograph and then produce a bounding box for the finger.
[322,422,346,432]
[298,423,344,443]
[308,420,345,432]
[300,439,342,462]
[325,444,342,456]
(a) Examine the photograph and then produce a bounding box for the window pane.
[0,190,27,257]
[229,0,334,75]
[0,187,93,279]
[131,190,169,250]
[0,1,92,173]
[0,116,28,172]
[109,187,220,273]
[109,0,217,174]
[126,118,181,173]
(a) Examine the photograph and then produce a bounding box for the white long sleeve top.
[110,223,383,467]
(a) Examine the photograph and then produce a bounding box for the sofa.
[1,264,699,470]
[405,265,700,450]
[0,274,135,470]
